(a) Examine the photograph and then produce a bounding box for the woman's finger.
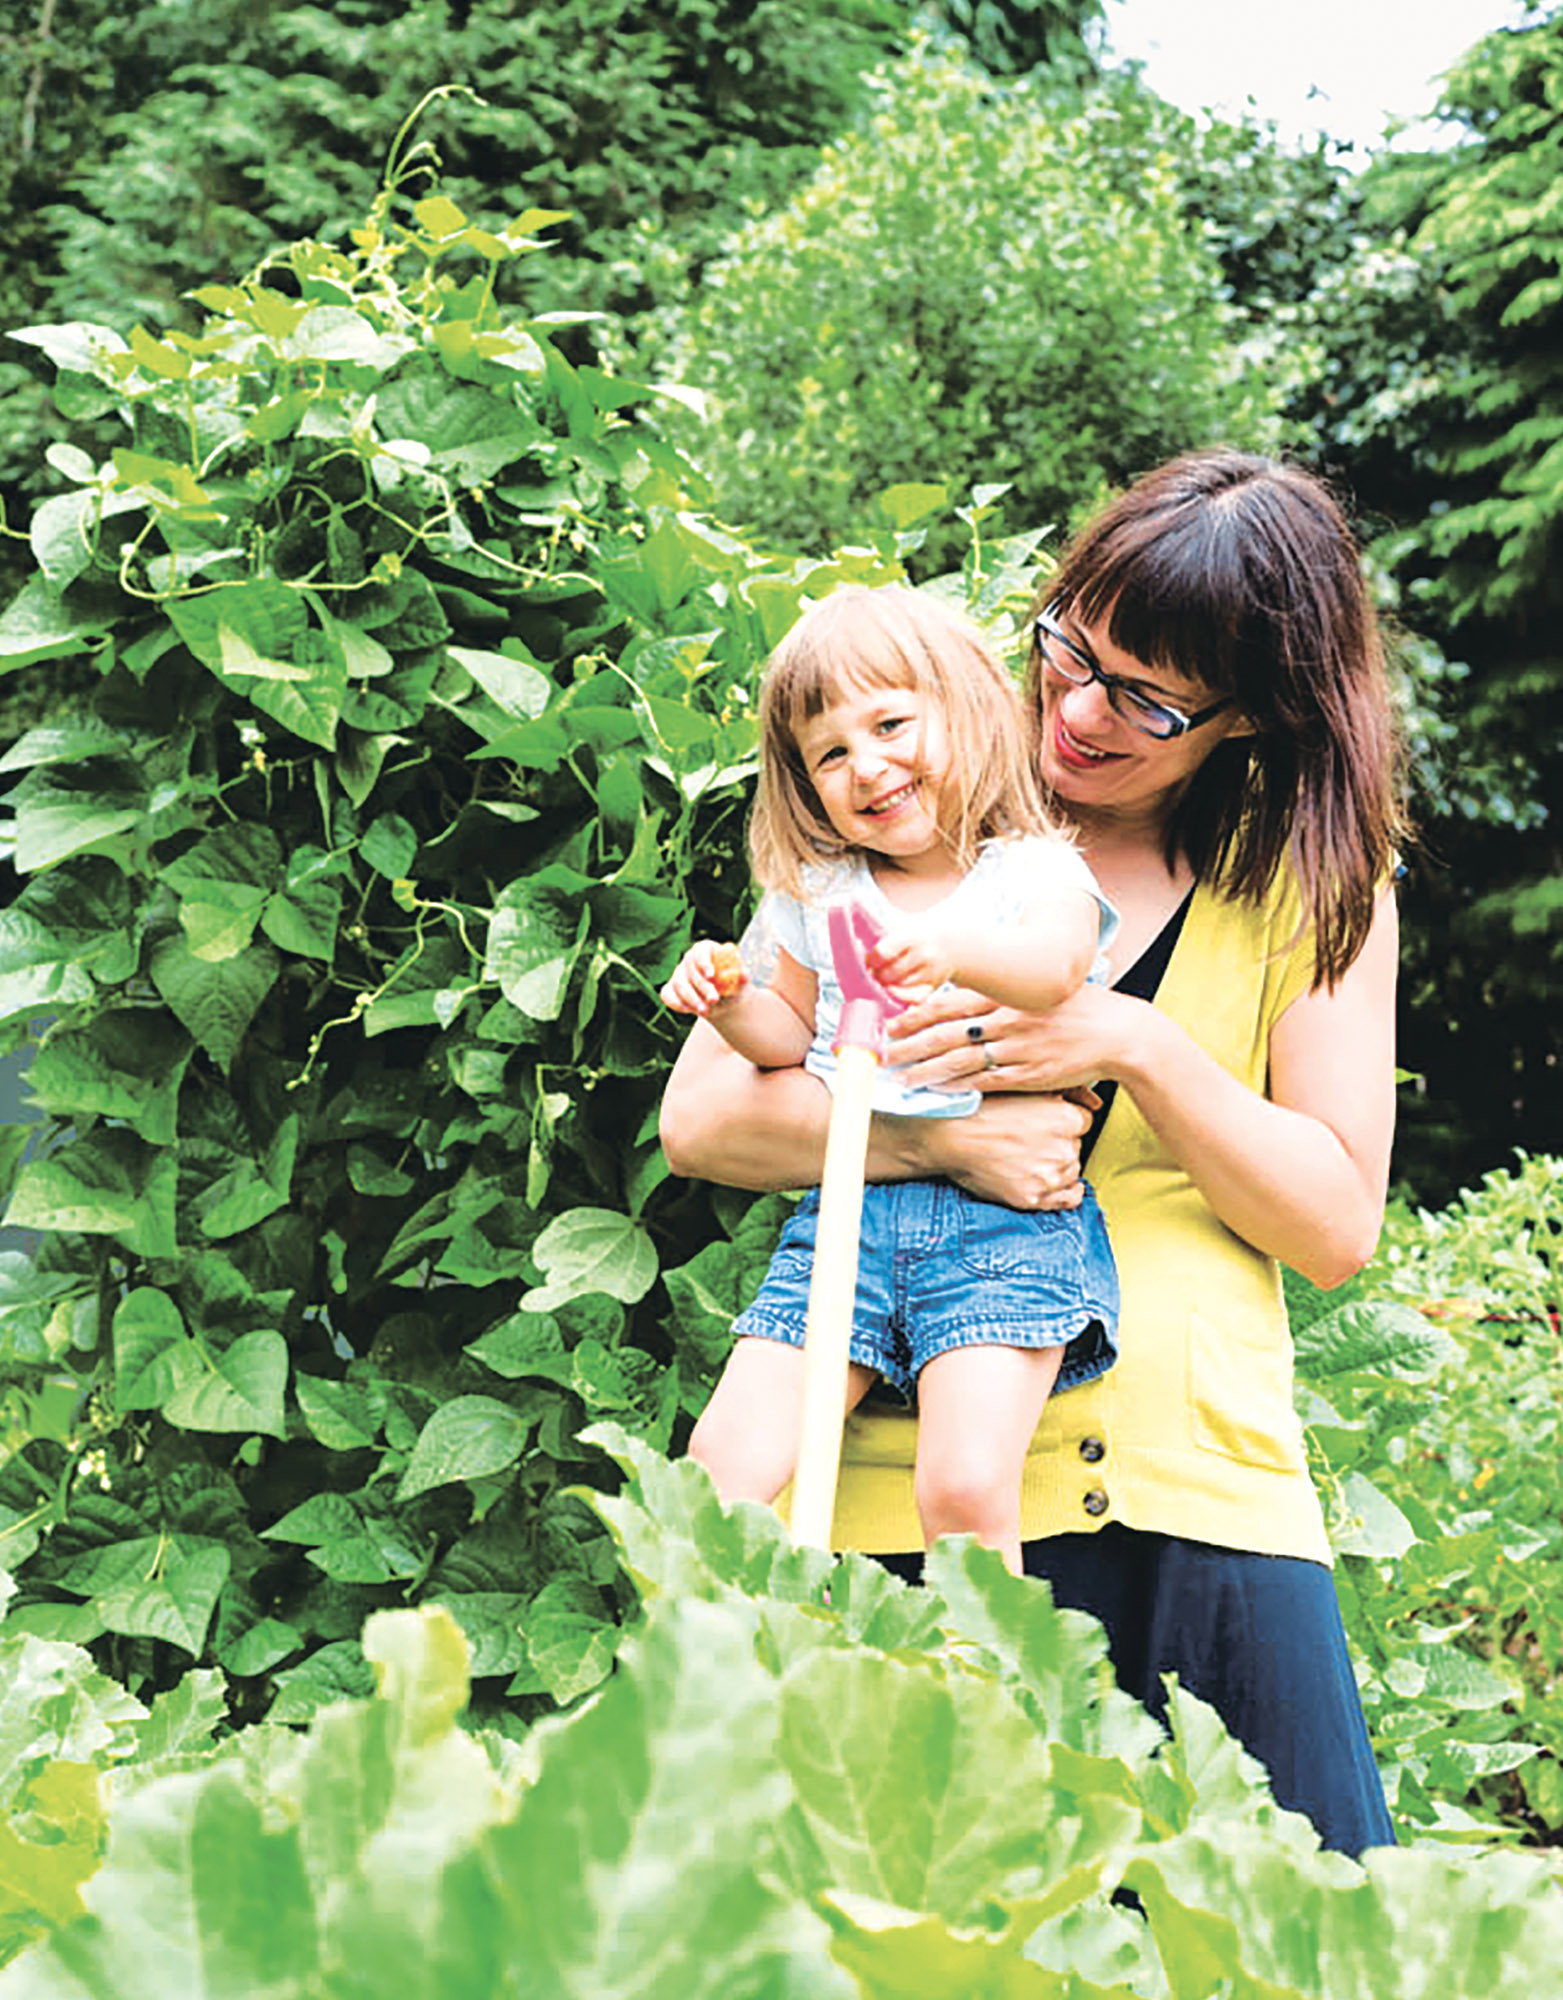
[886,998,1007,1056]
[888,985,995,1038]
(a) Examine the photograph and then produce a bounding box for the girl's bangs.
[771,628,925,739]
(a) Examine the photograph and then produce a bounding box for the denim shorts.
[730,1180,1119,1402]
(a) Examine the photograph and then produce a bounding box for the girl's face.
[792,675,952,876]
[1035,606,1249,828]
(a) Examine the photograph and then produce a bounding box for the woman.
[659,450,1409,1855]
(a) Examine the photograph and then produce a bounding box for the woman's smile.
[1051,714,1117,770]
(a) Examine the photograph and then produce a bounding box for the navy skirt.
[878,1522,1395,1858]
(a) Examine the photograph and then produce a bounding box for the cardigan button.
[1078,1435,1106,1464]
[1082,1488,1109,1518]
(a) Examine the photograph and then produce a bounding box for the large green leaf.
[0,719,132,775]
[263,1490,423,1587]
[0,578,108,674]
[6,1131,176,1259]
[260,853,343,960]
[293,1372,384,1452]
[374,365,543,482]
[521,1206,657,1312]
[466,1597,820,1995]
[147,932,278,1072]
[1293,1301,1460,1383]
[588,1420,836,1611]
[923,1540,1167,1765]
[1329,1471,1418,1560]
[395,1396,533,1502]
[8,762,145,874]
[162,824,282,963]
[0,861,136,1022]
[193,1116,298,1241]
[54,1537,230,1655]
[161,1332,288,1439]
[166,580,307,673]
[24,1012,193,1147]
[446,644,550,720]
[518,1575,618,1704]
[775,1642,1132,1932]
[483,871,592,1020]
[112,1287,199,1416]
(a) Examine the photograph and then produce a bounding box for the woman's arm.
[659,1019,1093,1208]
[886,889,1400,1288]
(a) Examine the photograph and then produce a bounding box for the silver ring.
[982,1044,997,1071]
[965,1021,985,1044]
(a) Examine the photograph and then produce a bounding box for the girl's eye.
[877,714,912,735]
[814,745,846,770]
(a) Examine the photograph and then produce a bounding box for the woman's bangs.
[1066,518,1251,701]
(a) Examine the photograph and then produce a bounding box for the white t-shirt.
[740,835,1118,1118]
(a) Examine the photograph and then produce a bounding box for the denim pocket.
[952,1199,1078,1283]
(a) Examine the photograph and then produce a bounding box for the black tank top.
[1080,887,1194,1168]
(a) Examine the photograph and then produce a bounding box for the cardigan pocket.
[1187,1308,1308,1474]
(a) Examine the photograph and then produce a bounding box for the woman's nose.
[1058,677,1116,732]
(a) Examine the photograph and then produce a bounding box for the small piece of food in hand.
[710,942,745,996]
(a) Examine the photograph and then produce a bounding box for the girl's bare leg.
[689,1335,877,1506]
[913,1344,1066,1573]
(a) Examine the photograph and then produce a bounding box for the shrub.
[647,46,1269,570]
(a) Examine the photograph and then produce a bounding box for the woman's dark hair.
[1027,449,1412,986]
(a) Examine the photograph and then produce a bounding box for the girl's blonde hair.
[749,583,1056,896]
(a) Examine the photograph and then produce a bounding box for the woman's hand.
[659,1017,1093,1208]
[886,981,1145,1100]
[916,1091,1095,1210]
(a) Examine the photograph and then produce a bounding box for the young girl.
[660,583,1119,1572]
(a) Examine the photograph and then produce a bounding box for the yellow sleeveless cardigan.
[818,871,1334,1565]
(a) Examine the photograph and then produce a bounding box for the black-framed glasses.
[1033,606,1232,741]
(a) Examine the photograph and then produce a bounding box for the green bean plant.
[0,104,1058,1729]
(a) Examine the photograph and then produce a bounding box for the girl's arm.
[870,887,1101,1012]
[661,939,816,1071]
[658,1018,1094,1209]
[886,887,1400,1289]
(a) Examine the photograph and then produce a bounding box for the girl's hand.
[866,918,948,1001]
[660,940,746,1017]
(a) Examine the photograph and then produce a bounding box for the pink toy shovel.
[790,902,908,1549]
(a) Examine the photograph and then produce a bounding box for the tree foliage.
[0,0,917,608]
[1283,5,1563,1200]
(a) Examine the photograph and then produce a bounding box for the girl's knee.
[690,1410,783,1505]
[914,1454,1018,1545]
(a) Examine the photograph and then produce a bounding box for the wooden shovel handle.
[790,1042,878,1549]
